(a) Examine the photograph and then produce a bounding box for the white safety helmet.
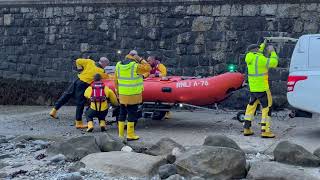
[99,57,109,63]
[129,50,138,56]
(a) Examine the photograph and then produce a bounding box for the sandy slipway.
[1,106,320,153]
[0,105,320,179]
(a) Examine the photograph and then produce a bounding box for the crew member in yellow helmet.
[115,50,151,141]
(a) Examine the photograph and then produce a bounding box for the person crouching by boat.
[144,56,167,78]
[84,74,119,132]
[49,56,110,129]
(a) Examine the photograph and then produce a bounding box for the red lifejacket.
[90,81,107,111]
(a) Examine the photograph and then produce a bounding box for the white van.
[287,34,320,115]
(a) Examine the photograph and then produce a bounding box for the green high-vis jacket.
[245,51,278,92]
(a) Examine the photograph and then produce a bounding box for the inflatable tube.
[103,72,244,106]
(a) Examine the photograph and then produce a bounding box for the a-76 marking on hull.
[176,80,209,88]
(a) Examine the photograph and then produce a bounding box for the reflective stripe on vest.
[266,58,271,69]
[248,56,268,77]
[117,83,144,87]
[116,61,143,95]
[117,63,141,80]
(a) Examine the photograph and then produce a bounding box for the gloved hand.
[263,38,268,45]
[259,42,266,52]
[266,45,275,52]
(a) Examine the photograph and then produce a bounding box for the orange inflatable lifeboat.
[103,72,244,106]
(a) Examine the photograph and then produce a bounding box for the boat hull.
[103,72,244,106]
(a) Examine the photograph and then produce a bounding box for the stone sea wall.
[0,0,319,107]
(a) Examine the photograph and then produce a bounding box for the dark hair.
[94,74,102,82]
[247,44,259,52]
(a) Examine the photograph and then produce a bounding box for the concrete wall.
[0,0,319,107]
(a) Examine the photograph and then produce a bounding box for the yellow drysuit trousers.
[244,90,273,132]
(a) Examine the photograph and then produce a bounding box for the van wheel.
[236,111,245,123]
[289,110,296,118]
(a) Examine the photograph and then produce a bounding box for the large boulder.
[81,152,166,178]
[247,161,319,180]
[175,146,246,179]
[94,133,125,152]
[274,141,320,167]
[203,134,242,151]
[46,136,100,161]
[146,138,186,156]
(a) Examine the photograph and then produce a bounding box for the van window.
[289,36,308,72]
[308,36,320,68]
[297,37,306,53]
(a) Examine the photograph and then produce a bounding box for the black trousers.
[248,92,269,108]
[119,104,139,122]
[54,78,89,120]
[85,108,108,122]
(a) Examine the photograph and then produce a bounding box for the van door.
[308,36,320,69]
[287,35,320,113]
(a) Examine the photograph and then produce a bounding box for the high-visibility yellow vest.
[116,61,143,95]
[246,52,278,92]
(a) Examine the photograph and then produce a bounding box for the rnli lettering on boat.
[176,80,209,88]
